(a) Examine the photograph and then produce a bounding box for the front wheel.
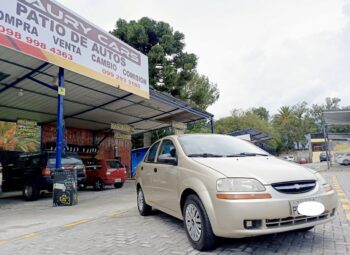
[183,194,216,251]
[137,187,152,216]
[94,179,105,191]
[23,181,39,201]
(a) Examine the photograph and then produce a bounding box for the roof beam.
[64,93,133,119]
[0,62,49,93]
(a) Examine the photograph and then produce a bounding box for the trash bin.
[52,169,78,206]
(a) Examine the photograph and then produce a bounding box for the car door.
[140,141,160,204]
[153,139,179,212]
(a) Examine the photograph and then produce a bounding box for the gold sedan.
[135,134,337,251]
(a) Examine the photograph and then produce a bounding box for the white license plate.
[290,197,320,216]
[115,178,122,183]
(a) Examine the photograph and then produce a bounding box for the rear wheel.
[23,181,39,201]
[137,187,152,216]
[93,179,105,191]
[114,183,124,189]
[344,160,350,165]
[183,194,216,251]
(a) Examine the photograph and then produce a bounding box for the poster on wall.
[0,0,149,98]
[0,120,41,152]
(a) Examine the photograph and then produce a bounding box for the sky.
[59,0,350,119]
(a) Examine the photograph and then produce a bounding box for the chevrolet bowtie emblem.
[294,184,301,189]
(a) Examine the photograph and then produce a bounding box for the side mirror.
[159,157,177,165]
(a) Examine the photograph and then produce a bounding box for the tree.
[111,17,219,109]
[252,107,269,121]
[184,73,219,110]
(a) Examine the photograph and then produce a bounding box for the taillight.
[83,167,86,176]
[42,167,51,176]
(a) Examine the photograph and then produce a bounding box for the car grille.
[272,180,316,194]
[265,211,331,228]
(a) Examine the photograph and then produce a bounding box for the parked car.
[83,158,127,191]
[2,151,86,200]
[136,134,337,251]
[319,152,329,162]
[298,157,308,164]
[336,153,350,165]
[283,155,295,162]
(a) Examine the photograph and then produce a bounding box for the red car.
[83,159,127,191]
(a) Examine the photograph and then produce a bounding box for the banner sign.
[111,122,134,133]
[0,120,40,152]
[0,0,149,98]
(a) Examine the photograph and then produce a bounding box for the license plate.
[115,178,122,183]
[290,197,320,216]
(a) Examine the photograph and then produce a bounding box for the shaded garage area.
[0,0,213,204]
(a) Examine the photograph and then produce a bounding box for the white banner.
[0,0,149,98]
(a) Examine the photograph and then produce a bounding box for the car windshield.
[48,153,83,167]
[106,160,122,169]
[178,134,269,157]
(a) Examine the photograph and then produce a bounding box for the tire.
[344,160,350,165]
[183,194,216,251]
[114,182,124,189]
[93,179,105,191]
[137,187,152,216]
[23,181,39,201]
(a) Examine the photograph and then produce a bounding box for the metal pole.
[210,117,215,134]
[323,125,330,170]
[55,67,64,169]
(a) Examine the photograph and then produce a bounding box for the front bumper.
[209,186,337,238]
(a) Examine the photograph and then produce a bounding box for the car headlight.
[216,178,266,192]
[314,172,333,192]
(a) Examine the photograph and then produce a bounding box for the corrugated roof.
[0,46,213,134]
[323,111,350,126]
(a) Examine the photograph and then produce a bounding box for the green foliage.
[252,107,269,121]
[111,17,219,109]
[215,109,279,149]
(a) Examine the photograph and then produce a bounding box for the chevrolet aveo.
[135,134,337,251]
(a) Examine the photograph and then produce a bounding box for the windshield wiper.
[226,152,269,157]
[188,153,224,158]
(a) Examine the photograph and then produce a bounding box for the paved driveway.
[0,169,349,255]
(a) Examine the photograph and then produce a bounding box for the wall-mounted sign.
[0,120,40,152]
[111,122,134,133]
[0,0,149,98]
[114,132,131,140]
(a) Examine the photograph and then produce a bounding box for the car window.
[30,156,44,167]
[157,140,176,163]
[145,142,160,163]
[106,160,122,169]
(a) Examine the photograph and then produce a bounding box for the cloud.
[58,0,350,119]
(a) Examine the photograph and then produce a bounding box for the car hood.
[191,156,316,185]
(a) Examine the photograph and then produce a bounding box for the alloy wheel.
[185,203,202,242]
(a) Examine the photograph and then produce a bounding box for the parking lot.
[0,165,350,255]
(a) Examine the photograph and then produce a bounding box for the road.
[0,167,350,255]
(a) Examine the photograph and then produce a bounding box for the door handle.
[154,168,157,173]
[141,166,143,171]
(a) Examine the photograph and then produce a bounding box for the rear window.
[47,153,83,168]
[106,160,122,169]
